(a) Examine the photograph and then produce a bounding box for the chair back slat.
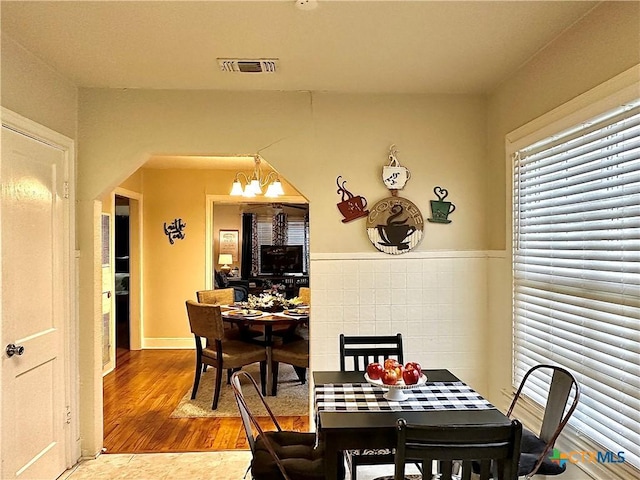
[394,420,522,480]
[339,334,404,372]
[196,288,235,305]
[185,300,225,341]
[540,368,576,443]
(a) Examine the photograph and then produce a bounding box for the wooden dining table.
[221,305,309,395]
[314,369,512,480]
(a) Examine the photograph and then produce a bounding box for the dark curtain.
[241,213,255,279]
[273,212,288,246]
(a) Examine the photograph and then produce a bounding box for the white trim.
[311,250,500,261]
[142,338,195,349]
[1,107,80,468]
[205,196,215,289]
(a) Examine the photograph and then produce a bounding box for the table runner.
[315,381,495,412]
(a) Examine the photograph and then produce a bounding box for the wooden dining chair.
[508,364,580,478]
[231,370,342,480]
[339,333,404,479]
[196,288,262,341]
[185,300,267,409]
[270,338,309,395]
[297,286,311,305]
[394,418,523,480]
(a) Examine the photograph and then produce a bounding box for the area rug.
[170,363,310,418]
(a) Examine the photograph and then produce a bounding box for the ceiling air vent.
[217,58,279,74]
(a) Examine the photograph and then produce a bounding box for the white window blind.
[513,99,640,469]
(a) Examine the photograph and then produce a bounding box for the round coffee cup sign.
[366,197,424,254]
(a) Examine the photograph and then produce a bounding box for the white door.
[1,124,69,479]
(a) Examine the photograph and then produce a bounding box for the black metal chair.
[508,364,580,478]
[339,333,405,480]
[231,370,344,480]
[394,418,523,480]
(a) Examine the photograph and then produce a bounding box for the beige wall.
[486,1,640,250]
[1,35,77,139]
[485,1,640,404]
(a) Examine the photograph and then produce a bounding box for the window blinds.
[513,99,640,469]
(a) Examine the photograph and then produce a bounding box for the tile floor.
[58,451,592,480]
[57,451,410,480]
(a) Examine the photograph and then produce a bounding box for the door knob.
[6,343,25,357]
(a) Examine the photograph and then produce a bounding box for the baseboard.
[143,337,194,349]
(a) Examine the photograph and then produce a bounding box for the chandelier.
[230,155,284,198]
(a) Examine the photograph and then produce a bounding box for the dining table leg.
[264,325,274,396]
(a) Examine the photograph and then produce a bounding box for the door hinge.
[66,405,72,425]
[63,181,70,199]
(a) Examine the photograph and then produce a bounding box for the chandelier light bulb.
[230,180,244,196]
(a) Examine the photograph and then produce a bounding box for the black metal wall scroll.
[164,218,186,244]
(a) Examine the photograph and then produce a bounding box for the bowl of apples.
[364,359,427,401]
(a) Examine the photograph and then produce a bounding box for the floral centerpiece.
[241,291,293,313]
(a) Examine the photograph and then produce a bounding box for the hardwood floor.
[103,349,309,453]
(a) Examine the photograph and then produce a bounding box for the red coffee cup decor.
[336,176,370,223]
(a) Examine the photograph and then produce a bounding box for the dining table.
[314,369,512,480]
[221,305,309,396]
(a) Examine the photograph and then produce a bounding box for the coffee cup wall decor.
[336,176,370,223]
[382,145,411,191]
[366,196,424,254]
[428,186,456,224]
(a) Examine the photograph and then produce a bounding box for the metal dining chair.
[508,364,580,478]
[394,418,523,480]
[231,370,342,480]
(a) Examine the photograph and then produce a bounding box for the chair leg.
[192,359,202,400]
[212,366,223,410]
[293,366,307,384]
[271,362,280,396]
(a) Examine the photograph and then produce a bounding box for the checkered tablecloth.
[315,381,495,412]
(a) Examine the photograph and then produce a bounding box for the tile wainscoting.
[308,250,507,397]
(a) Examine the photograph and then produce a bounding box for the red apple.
[366,362,384,380]
[384,358,398,370]
[381,368,398,385]
[405,361,422,377]
[402,367,420,385]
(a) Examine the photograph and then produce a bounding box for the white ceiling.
[1,0,599,94]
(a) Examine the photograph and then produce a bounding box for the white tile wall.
[309,251,491,394]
